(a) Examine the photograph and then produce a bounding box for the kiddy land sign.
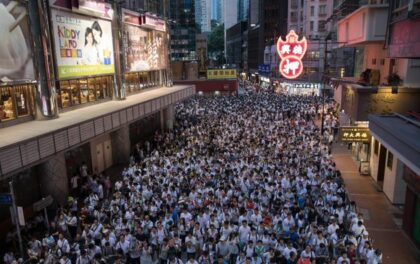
[277,30,307,79]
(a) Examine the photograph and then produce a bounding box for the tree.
[207,23,224,61]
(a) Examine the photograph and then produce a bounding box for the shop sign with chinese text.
[207,69,237,80]
[340,127,371,143]
[277,30,307,79]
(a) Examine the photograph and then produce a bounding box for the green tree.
[207,23,224,60]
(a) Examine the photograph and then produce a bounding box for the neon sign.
[277,30,307,79]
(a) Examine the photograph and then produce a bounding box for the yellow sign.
[207,69,237,80]
[340,127,371,142]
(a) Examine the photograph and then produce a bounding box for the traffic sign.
[33,196,53,212]
[0,193,12,205]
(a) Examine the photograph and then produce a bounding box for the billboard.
[123,24,168,72]
[0,0,35,83]
[340,127,371,143]
[207,69,237,80]
[50,9,114,79]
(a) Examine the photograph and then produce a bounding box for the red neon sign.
[277,30,307,79]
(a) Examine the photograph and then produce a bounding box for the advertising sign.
[49,0,112,19]
[340,127,371,143]
[0,0,35,83]
[207,69,237,80]
[123,24,168,72]
[277,30,307,79]
[258,64,270,75]
[51,9,115,79]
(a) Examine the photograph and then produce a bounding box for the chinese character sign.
[277,30,307,79]
[339,127,371,143]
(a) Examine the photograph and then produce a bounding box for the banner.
[51,9,114,79]
[207,69,237,80]
[123,24,168,72]
[0,0,35,83]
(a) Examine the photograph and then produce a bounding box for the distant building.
[226,21,247,68]
[211,0,222,23]
[237,0,249,22]
[169,0,197,61]
[195,0,212,32]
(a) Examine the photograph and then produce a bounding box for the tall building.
[222,0,238,30]
[287,0,334,82]
[237,0,249,22]
[169,0,197,61]
[211,0,222,23]
[247,0,288,72]
[195,0,212,32]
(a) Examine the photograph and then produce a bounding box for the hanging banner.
[207,69,237,80]
[0,0,35,83]
[50,9,115,79]
[277,30,307,79]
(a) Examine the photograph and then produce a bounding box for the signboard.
[277,30,307,79]
[123,24,168,72]
[49,0,113,19]
[141,14,166,32]
[340,127,371,142]
[17,206,25,226]
[0,0,35,83]
[258,64,270,74]
[0,193,12,205]
[33,195,53,212]
[51,9,115,79]
[207,69,237,80]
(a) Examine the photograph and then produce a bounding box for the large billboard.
[50,9,114,79]
[0,0,35,83]
[123,25,168,72]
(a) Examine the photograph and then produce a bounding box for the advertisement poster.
[123,25,168,72]
[51,9,114,79]
[0,0,35,83]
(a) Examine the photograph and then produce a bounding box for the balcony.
[337,0,388,46]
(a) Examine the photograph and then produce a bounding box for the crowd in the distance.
[2,91,382,264]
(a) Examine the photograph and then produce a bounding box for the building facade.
[0,0,194,237]
[195,0,212,32]
[226,21,248,68]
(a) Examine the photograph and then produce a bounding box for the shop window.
[87,78,96,102]
[70,80,81,106]
[80,79,89,104]
[387,151,394,170]
[15,85,31,117]
[374,139,379,155]
[0,86,16,120]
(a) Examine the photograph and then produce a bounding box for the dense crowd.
[2,92,382,264]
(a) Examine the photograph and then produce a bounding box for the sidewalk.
[331,143,419,264]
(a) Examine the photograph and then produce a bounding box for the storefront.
[340,123,371,174]
[0,0,36,125]
[402,165,420,248]
[280,82,321,96]
[122,10,169,94]
[259,76,271,89]
[49,1,115,110]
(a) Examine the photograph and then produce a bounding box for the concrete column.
[162,104,175,131]
[39,152,68,206]
[111,124,131,164]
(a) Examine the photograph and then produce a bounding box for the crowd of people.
[2,91,382,264]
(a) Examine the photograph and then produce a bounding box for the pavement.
[331,143,420,264]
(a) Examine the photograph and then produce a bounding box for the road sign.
[33,195,54,212]
[0,193,12,205]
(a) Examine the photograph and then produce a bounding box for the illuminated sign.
[207,69,237,80]
[277,30,307,79]
[340,127,371,143]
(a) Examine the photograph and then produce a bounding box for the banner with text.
[51,9,114,79]
[207,69,237,80]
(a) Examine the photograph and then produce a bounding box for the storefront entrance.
[64,143,92,178]
[57,76,113,109]
[0,84,35,124]
[125,70,163,94]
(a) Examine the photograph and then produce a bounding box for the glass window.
[80,79,89,104]
[374,139,379,155]
[0,86,15,120]
[87,78,96,102]
[60,81,72,108]
[319,5,326,15]
[310,6,315,16]
[15,85,30,117]
[310,21,314,31]
[69,80,80,106]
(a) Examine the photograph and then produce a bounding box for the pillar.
[111,124,131,164]
[39,153,68,206]
[162,104,175,131]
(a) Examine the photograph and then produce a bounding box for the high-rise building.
[211,0,222,23]
[222,0,238,31]
[169,0,197,61]
[237,0,249,22]
[195,0,212,32]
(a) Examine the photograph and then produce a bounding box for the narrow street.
[331,143,420,264]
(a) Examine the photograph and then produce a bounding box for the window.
[310,6,315,16]
[0,86,15,120]
[387,151,394,170]
[372,58,377,65]
[374,139,379,155]
[380,59,385,65]
[319,5,327,15]
[0,85,34,121]
[318,20,326,31]
[310,21,314,31]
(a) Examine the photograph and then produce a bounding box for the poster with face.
[0,0,35,83]
[50,8,115,79]
[123,24,168,72]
